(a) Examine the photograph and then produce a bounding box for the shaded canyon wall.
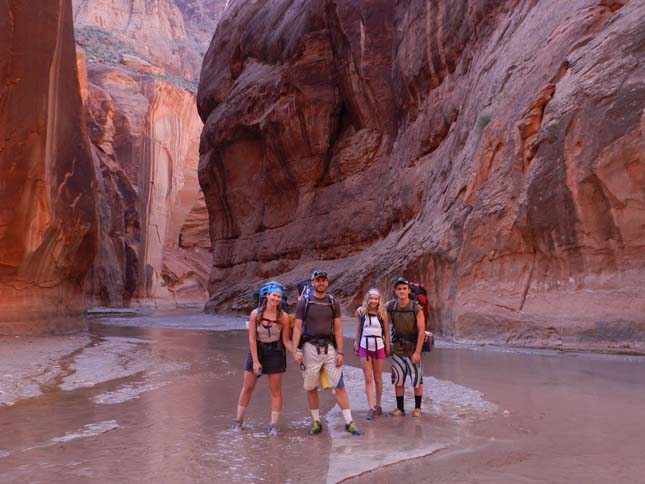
[198,0,645,352]
[0,0,98,334]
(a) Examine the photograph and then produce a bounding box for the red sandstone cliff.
[0,0,98,334]
[82,61,209,307]
[198,0,645,352]
[72,0,224,308]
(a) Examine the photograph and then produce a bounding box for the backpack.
[408,282,429,324]
[253,281,289,312]
[296,279,337,348]
[387,297,434,353]
[408,282,434,351]
[357,312,385,349]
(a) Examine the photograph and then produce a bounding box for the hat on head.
[311,270,328,280]
[393,276,409,287]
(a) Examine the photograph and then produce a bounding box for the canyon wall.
[73,0,224,307]
[82,60,208,307]
[198,0,645,352]
[0,0,98,334]
[73,0,226,82]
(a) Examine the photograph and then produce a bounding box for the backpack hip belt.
[304,336,333,354]
[393,333,418,343]
[362,334,384,350]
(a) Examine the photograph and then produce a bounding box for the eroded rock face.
[198,0,645,352]
[83,62,209,307]
[0,0,98,335]
[73,0,225,82]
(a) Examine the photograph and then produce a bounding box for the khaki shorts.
[301,342,343,391]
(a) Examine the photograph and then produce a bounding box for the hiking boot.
[231,420,243,431]
[308,420,323,435]
[267,425,279,436]
[391,408,406,417]
[345,421,362,436]
[375,405,383,416]
[412,408,422,417]
[366,408,376,421]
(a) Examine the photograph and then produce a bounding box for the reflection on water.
[0,313,643,484]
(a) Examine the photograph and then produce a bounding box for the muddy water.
[0,312,643,484]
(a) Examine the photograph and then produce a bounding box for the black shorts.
[244,342,286,374]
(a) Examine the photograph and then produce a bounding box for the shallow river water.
[1,310,643,483]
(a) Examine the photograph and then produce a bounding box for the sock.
[396,396,404,411]
[270,411,280,426]
[415,395,422,409]
[342,409,353,424]
[311,409,320,422]
[236,405,247,422]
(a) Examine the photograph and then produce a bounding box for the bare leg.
[361,357,375,409]
[238,371,258,407]
[372,358,385,408]
[334,386,350,410]
[268,373,283,412]
[307,388,320,411]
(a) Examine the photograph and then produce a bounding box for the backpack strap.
[301,294,337,348]
[388,299,419,342]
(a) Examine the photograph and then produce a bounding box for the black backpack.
[297,279,337,347]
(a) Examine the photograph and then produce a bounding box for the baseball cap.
[393,276,409,287]
[311,270,328,280]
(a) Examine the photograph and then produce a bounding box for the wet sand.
[1,311,644,483]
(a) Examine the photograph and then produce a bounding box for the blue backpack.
[254,281,289,312]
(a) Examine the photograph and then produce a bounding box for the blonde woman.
[233,283,292,435]
[354,288,390,420]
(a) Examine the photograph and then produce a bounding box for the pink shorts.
[359,347,386,360]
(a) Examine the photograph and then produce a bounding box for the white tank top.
[360,314,384,351]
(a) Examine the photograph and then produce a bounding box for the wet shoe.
[391,408,406,417]
[267,425,279,436]
[366,408,376,421]
[375,406,383,416]
[412,408,422,417]
[308,420,323,435]
[345,421,362,435]
[232,420,243,431]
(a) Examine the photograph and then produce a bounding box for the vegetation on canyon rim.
[74,27,198,93]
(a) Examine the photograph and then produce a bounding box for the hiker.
[354,288,390,420]
[386,276,426,417]
[233,282,292,435]
[292,270,362,436]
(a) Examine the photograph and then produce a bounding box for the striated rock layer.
[0,0,98,334]
[198,0,645,352]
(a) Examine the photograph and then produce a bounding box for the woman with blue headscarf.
[233,283,292,435]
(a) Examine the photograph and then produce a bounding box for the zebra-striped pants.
[391,354,424,388]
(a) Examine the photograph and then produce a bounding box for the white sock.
[271,411,280,426]
[342,409,353,424]
[311,409,320,422]
[236,405,247,421]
